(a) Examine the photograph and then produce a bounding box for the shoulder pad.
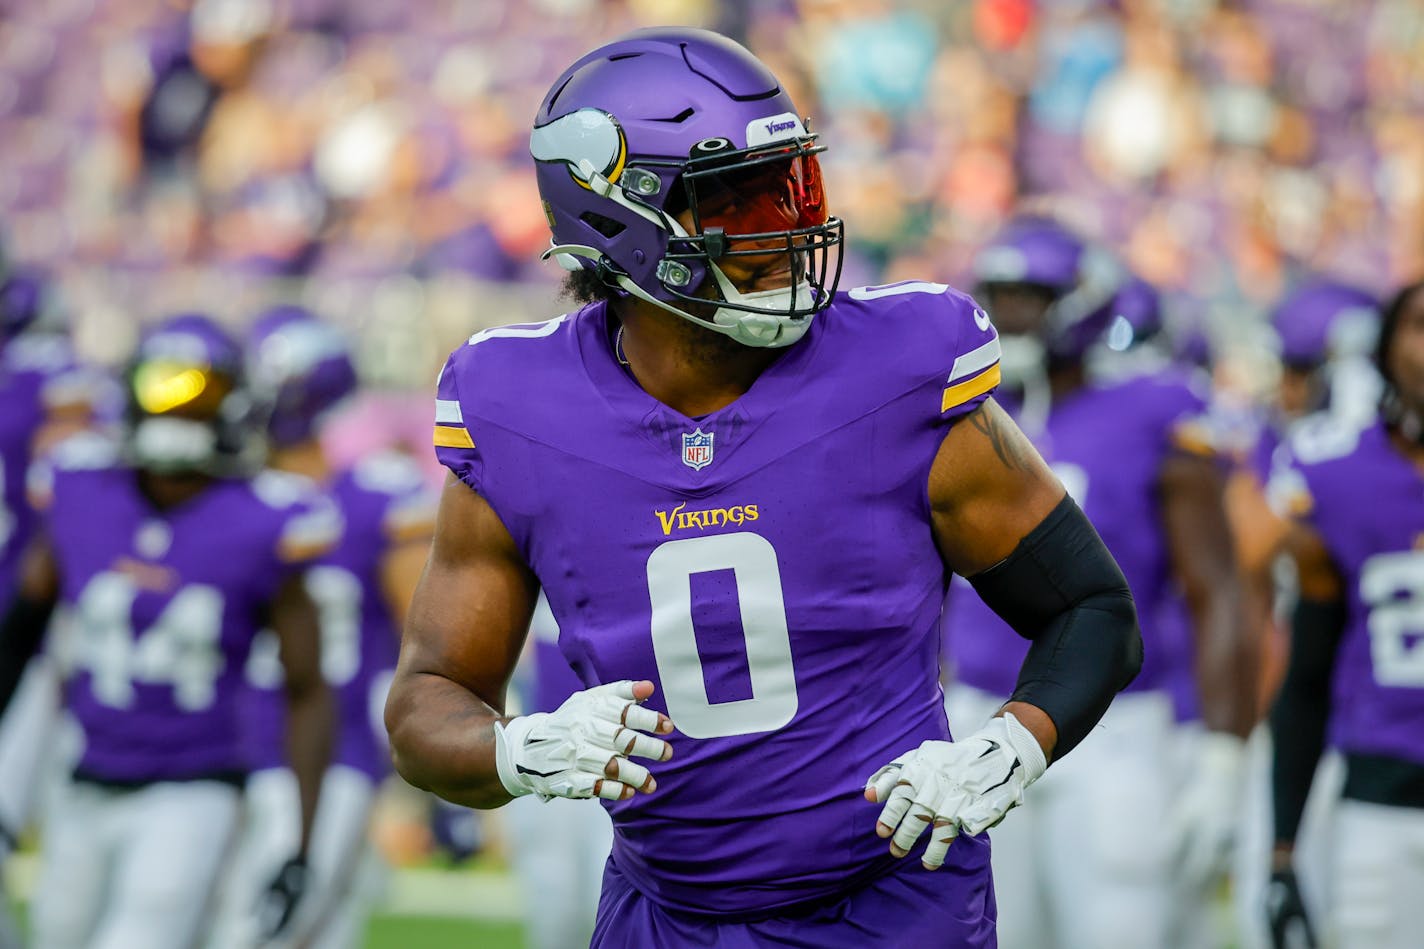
[844,281,1000,416]
[1285,412,1365,467]
[351,450,427,497]
[251,469,323,510]
[44,431,120,472]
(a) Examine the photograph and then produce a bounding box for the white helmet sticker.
[745,112,806,148]
[530,108,627,185]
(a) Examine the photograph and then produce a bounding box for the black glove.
[1266,868,1317,949]
[259,854,310,941]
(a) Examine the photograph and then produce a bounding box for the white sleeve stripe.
[947,337,1002,384]
[435,399,464,424]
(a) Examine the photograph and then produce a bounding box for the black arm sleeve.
[0,594,56,719]
[967,494,1143,759]
[1269,596,1346,845]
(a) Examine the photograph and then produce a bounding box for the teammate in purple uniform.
[385,29,1142,947]
[506,591,615,949]
[210,305,435,949]
[941,216,1255,949]
[1265,280,1424,949]
[0,313,336,949]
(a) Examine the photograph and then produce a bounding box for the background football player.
[1227,278,1383,949]
[1264,278,1424,949]
[386,27,1141,947]
[208,305,435,949]
[941,215,1256,949]
[504,592,614,949]
[0,313,336,949]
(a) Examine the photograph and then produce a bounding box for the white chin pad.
[707,266,816,348]
[130,417,217,469]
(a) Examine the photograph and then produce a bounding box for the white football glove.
[493,680,672,802]
[1167,730,1245,891]
[865,712,1047,869]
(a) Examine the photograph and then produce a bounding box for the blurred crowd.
[3,0,1423,399]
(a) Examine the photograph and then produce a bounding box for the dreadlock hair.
[1376,279,1424,439]
[561,266,620,307]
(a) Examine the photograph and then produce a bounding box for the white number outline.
[645,532,798,739]
[1360,551,1424,687]
[75,573,226,711]
[307,565,363,686]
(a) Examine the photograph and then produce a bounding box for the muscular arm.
[931,399,1141,760]
[272,572,335,855]
[0,536,60,717]
[384,474,540,809]
[1162,453,1258,737]
[1269,523,1344,869]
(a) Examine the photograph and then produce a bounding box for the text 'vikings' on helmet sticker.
[745,112,806,148]
[529,108,628,190]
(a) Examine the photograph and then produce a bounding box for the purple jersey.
[945,371,1211,700]
[434,283,1001,918]
[0,334,81,606]
[41,436,339,784]
[243,453,435,779]
[1269,419,1424,764]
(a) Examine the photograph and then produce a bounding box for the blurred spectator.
[0,0,1419,394]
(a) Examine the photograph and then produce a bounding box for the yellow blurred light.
[134,363,210,414]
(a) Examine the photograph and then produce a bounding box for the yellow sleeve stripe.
[941,364,1001,413]
[433,425,475,449]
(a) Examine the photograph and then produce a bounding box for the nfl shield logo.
[681,428,715,470]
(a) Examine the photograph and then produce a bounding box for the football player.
[505,591,614,949]
[0,313,336,949]
[1227,280,1382,949]
[385,28,1142,947]
[941,216,1255,949]
[208,305,434,949]
[1264,279,1424,949]
[0,268,106,938]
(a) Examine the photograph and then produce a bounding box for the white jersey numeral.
[307,565,363,686]
[645,532,798,739]
[1361,551,1424,687]
[849,281,948,301]
[75,573,226,711]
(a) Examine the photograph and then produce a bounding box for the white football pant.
[0,658,61,844]
[1328,798,1424,949]
[206,763,378,949]
[1231,724,1339,949]
[34,777,240,949]
[946,685,1177,949]
[506,792,614,949]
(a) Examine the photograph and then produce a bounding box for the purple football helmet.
[1271,279,1380,368]
[246,305,357,448]
[530,27,844,348]
[1101,276,1163,352]
[0,267,60,345]
[124,313,257,474]
[972,216,1126,364]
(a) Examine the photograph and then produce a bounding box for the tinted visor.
[131,360,234,418]
[687,151,828,237]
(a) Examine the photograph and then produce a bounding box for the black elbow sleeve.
[1269,596,1345,845]
[968,495,1143,758]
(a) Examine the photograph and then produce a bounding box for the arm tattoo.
[967,403,1034,473]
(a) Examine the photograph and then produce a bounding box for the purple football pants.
[590,842,997,948]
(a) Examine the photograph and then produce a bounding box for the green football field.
[363,915,524,949]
